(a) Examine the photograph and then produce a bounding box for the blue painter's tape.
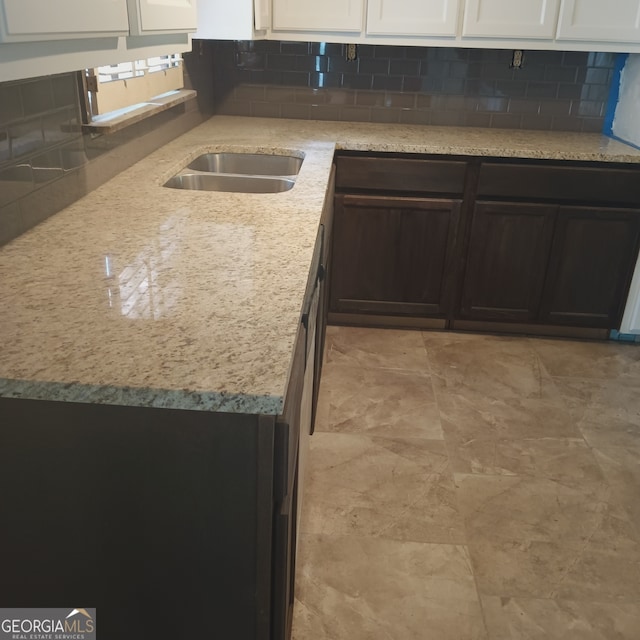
[606,133,640,152]
[603,53,628,136]
[609,329,640,342]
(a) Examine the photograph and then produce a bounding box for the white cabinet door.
[557,0,640,42]
[128,0,198,34]
[463,0,561,38]
[195,0,268,39]
[272,0,364,32]
[254,0,270,30]
[196,0,254,39]
[367,0,460,36]
[0,0,129,42]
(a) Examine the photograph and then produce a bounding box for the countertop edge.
[0,378,283,415]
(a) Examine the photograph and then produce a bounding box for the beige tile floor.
[292,326,640,640]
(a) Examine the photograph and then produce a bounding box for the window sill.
[81,89,197,135]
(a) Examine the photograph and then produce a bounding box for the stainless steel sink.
[186,153,303,177]
[164,151,303,193]
[164,173,295,193]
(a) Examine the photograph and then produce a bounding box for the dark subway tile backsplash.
[213,40,616,133]
[0,40,620,247]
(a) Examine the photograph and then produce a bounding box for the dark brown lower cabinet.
[459,202,640,330]
[459,201,556,322]
[540,206,640,328]
[0,399,278,640]
[330,194,461,319]
[329,153,640,336]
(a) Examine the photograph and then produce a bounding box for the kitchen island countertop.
[1,116,639,415]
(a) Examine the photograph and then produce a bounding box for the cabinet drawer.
[477,162,640,205]
[335,155,467,194]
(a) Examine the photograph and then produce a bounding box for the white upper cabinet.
[0,0,129,42]
[557,0,640,42]
[463,0,561,39]
[195,0,268,39]
[0,0,196,42]
[366,0,460,36]
[272,0,364,32]
[254,0,270,30]
[127,0,198,35]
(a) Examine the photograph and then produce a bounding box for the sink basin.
[164,173,295,193]
[186,153,303,177]
[164,151,303,193]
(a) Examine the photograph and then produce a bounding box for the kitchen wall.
[612,54,640,148]
[212,40,616,132]
[0,41,216,247]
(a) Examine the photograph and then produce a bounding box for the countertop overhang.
[1,116,639,415]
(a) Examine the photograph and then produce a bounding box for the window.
[81,54,195,132]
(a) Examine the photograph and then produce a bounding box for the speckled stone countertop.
[1,116,639,415]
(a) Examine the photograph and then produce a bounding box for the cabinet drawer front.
[335,156,467,194]
[478,163,640,205]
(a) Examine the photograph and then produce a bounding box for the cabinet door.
[195,0,255,39]
[460,202,556,322]
[367,0,460,36]
[330,194,461,318]
[254,0,270,30]
[540,207,640,328]
[557,0,640,42]
[129,0,197,34]
[463,0,560,38]
[272,0,364,31]
[0,0,129,41]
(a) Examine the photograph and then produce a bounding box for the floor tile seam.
[419,330,439,377]
[310,430,450,444]
[475,584,640,605]
[479,593,640,605]
[350,523,469,547]
[297,530,474,552]
[453,481,615,518]
[303,466,455,491]
[465,533,640,555]
[449,469,608,490]
[443,434,593,446]
[443,444,610,480]
[322,360,434,377]
[459,536,492,639]
[304,468,458,499]
[472,589,492,637]
[311,426,447,443]
[297,532,484,581]
[299,520,468,547]
[371,531,469,547]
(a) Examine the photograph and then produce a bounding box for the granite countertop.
[1,116,639,415]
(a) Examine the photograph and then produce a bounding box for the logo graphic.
[0,608,96,640]
[66,609,93,621]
